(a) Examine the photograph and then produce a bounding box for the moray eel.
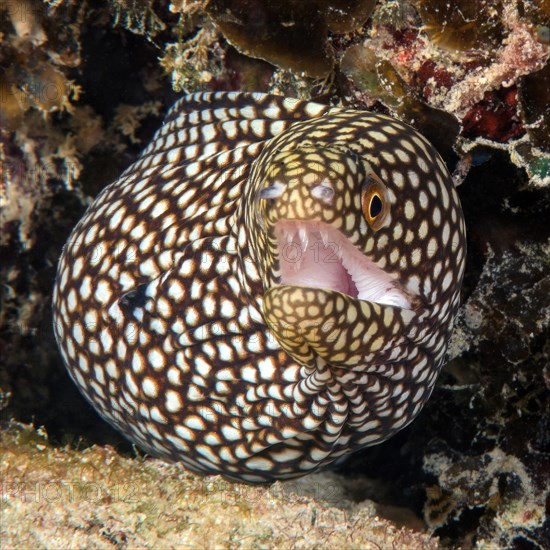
[53,92,466,483]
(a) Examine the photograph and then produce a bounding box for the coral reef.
[1,0,549,547]
[202,0,377,77]
[429,242,549,547]
[1,422,439,548]
[1,0,176,451]
[411,0,505,54]
[519,60,550,152]
[340,0,550,185]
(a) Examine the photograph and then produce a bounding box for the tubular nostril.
[258,181,287,200]
[311,184,334,204]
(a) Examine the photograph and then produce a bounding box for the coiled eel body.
[53,92,466,483]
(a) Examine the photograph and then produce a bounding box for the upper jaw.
[274,220,413,309]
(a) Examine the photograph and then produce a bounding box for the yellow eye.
[361,175,390,231]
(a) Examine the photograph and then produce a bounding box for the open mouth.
[275,220,412,309]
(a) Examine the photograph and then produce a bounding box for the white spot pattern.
[53,92,466,483]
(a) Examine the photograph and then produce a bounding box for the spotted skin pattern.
[53,92,466,483]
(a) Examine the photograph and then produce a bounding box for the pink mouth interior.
[275,220,412,309]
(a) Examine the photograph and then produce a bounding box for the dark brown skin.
[53,92,466,483]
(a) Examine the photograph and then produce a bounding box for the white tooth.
[286,231,293,244]
[299,227,307,246]
[321,231,328,247]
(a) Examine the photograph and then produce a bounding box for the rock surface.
[1,423,437,548]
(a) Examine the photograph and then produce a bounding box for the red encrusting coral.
[413,59,456,100]
[462,88,525,142]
